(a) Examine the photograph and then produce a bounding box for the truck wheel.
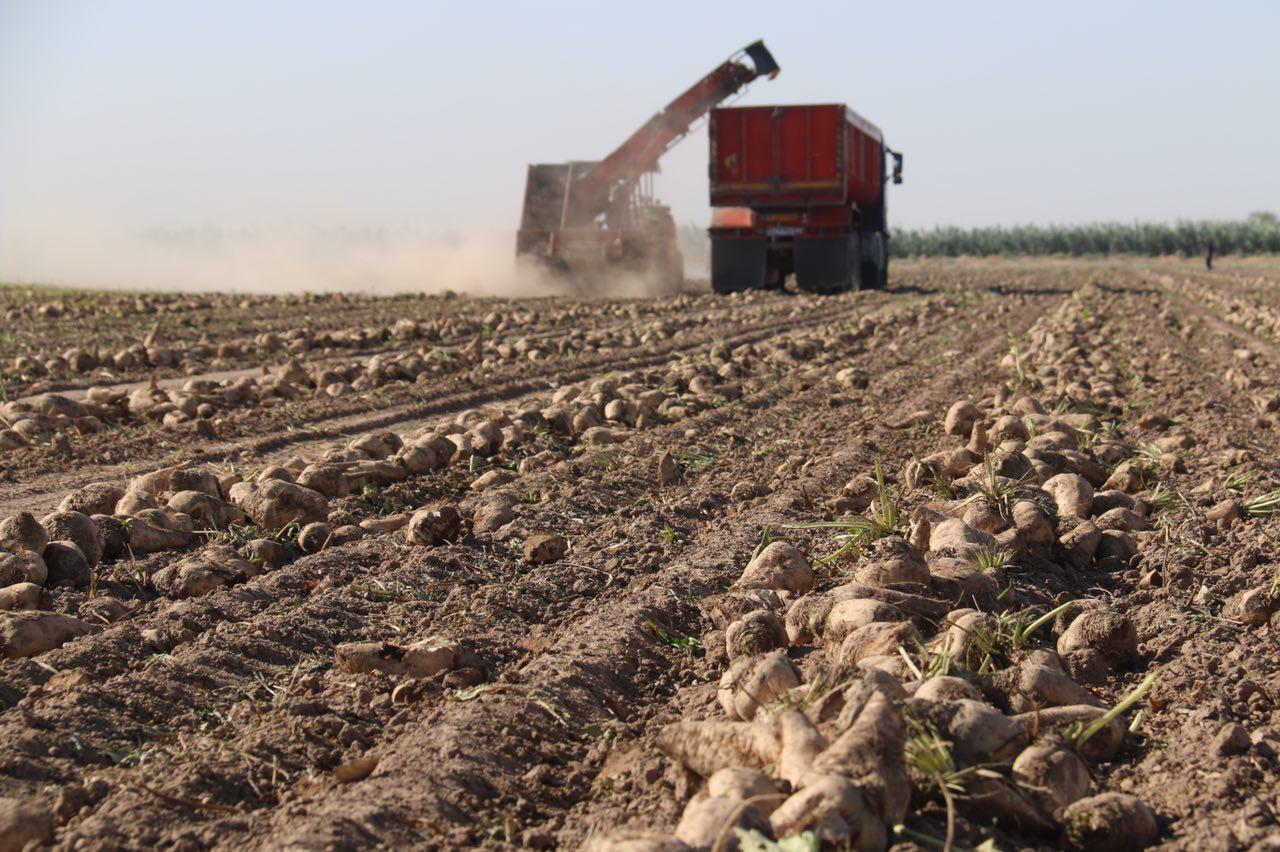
[795,235,858,293]
[764,261,785,290]
[711,238,767,293]
[859,232,888,290]
[765,249,792,290]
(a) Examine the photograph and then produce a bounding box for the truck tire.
[858,232,888,290]
[711,238,767,293]
[764,260,785,290]
[764,248,792,290]
[795,235,858,293]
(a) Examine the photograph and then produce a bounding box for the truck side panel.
[844,107,884,209]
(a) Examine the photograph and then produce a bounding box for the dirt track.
[4,258,1280,850]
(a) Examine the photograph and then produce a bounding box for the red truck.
[708,103,903,293]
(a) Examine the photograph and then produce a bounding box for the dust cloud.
[0,223,558,297]
[0,222,703,298]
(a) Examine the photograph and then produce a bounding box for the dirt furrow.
[0,293,887,516]
[2,284,1063,849]
[9,259,1280,852]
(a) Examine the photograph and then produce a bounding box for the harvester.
[516,40,780,291]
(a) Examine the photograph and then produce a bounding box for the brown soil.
[4,257,1280,850]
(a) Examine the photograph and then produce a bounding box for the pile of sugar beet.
[0,303,698,454]
[0,336,478,453]
[0,333,817,657]
[589,393,1168,852]
[0,296,1182,850]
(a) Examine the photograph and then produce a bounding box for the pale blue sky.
[2,1,1277,244]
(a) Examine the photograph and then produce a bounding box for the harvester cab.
[516,40,780,292]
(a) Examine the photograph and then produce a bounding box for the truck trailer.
[708,104,903,293]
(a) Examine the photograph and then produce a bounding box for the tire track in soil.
[0,293,895,516]
[55,287,1060,849]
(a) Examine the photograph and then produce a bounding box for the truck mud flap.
[711,239,767,293]
[795,235,860,293]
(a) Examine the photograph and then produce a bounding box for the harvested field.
[4,256,1280,850]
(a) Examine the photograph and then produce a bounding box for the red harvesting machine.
[708,104,903,292]
[517,40,780,291]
